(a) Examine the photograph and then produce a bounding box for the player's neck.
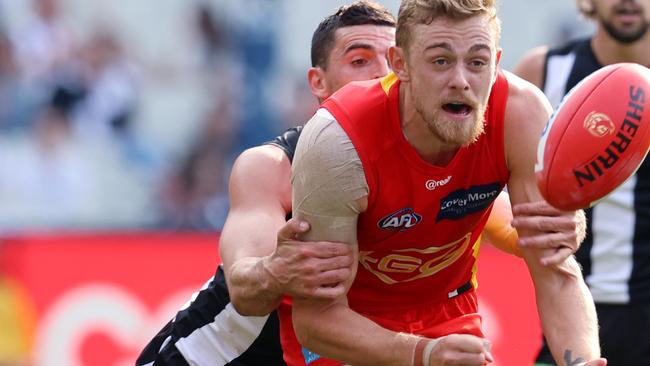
[399,84,458,167]
[591,29,650,67]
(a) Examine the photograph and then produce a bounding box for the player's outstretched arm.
[220,145,353,316]
[485,45,585,267]
[483,191,586,267]
[503,71,605,365]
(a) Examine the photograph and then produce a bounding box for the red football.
[536,63,650,210]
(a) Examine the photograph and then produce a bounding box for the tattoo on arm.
[564,350,585,366]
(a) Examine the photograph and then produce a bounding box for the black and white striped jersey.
[543,38,650,304]
[137,266,285,366]
[137,127,303,366]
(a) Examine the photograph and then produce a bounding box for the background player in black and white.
[515,0,650,364]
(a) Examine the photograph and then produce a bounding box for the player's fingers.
[517,231,575,249]
[483,339,494,362]
[312,254,354,271]
[511,215,575,233]
[512,201,563,216]
[309,241,353,258]
[440,334,488,353]
[578,358,607,366]
[446,352,490,366]
[313,268,352,287]
[432,336,492,366]
[539,247,573,266]
[309,282,347,299]
[277,218,310,241]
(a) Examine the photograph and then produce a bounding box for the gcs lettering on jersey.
[377,208,422,231]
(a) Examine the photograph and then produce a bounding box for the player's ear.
[577,0,595,16]
[389,46,409,82]
[491,48,503,86]
[307,67,330,101]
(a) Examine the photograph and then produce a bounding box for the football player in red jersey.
[289,0,607,365]
[140,2,592,365]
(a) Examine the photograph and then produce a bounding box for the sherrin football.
[535,63,650,211]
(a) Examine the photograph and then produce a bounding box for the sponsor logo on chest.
[437,182,501,221]
[377,207,422,231]
[425,175,452,190]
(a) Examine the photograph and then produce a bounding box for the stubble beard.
[600,9,649,44]
[602,19,649,43]
[424,103,487,147]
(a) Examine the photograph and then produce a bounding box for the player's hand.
[263,218,354,299]
[511,201,586,266]
[575,358,607,366]
[427,334,493,366]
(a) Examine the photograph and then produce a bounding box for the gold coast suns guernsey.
[279,71,510,366]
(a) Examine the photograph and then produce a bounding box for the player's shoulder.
[503,70,553,127]
[511,45,548,88]
[231,144,291,184]
[263,126,303,162]
[237,144,289,166]
[229,144,292,210]
[504,70,550,110]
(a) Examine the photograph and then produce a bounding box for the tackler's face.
[321,24,395,96]
[402,13,500,147]
[592,0,650,43]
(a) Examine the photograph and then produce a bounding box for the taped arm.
[291,111,424,365]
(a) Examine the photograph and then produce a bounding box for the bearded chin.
[427,104,487,147]
[602,19,649,44]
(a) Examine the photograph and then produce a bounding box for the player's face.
[592,0,650,43]
[321,25,395,96]
[403,14,498,147]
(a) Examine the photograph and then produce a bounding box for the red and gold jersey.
[326,71,509,314]
[280,71,510,365]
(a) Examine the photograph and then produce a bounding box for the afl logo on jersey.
[378,208,422,231]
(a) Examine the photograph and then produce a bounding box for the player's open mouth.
[615,6,642,20]
[442,103,472,116]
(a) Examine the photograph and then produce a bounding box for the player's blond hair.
[396,0,501,50]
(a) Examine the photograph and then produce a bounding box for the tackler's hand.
[263,218,354,299]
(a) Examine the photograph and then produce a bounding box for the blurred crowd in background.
[0,1,596,365]
[0,0,314,232]
[0,0,590,233]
